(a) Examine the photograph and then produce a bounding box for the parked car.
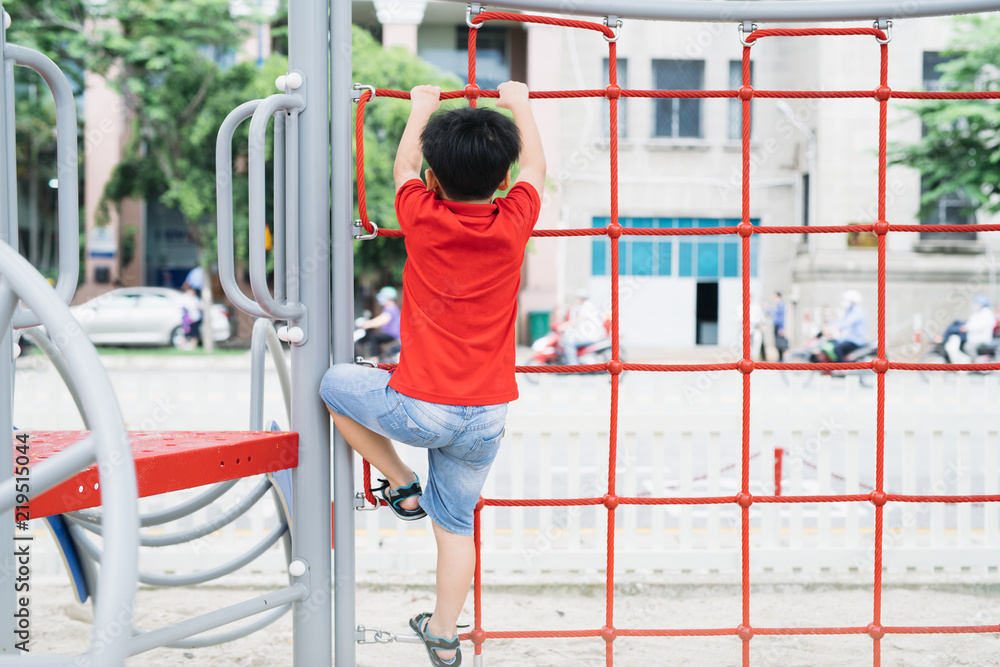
[52,287,231,349]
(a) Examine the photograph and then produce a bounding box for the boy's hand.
[410,85,441,115]
[496,81,529,110]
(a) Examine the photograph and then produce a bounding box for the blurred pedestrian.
[769,291,787,362]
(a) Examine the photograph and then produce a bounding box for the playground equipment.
[2,1,1000,667]
[349,2,1000,666]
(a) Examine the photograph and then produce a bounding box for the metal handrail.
[444,0,1000,22]
[5,45,79,328]
[216,100,269,319]
[0,241,137,667]
[248,94,306,322]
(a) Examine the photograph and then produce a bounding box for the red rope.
[745,27,889,42]
[471,11,616,40]
[348,16,1000,665]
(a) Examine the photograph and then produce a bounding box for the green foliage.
[352,25,462,286]
[891,15,1000,218]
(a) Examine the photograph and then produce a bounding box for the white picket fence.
[24,369,1000,582]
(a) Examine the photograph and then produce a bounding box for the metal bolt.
[288,559,307,577]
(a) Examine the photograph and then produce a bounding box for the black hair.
[420,106,522,201]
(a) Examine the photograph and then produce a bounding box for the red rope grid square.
[351,12,1000,666]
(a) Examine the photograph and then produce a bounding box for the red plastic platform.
[16,430,299,518]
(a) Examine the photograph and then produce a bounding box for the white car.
[65,287,231,349]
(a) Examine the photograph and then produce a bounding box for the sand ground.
[30,574,1000,666]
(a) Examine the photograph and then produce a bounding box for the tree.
[892,15,1000,220]
[351,25,461,291]
[8,0,276,352]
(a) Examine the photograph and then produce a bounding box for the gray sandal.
[409,612,461,666]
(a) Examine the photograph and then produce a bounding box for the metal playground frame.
[2,0,1000,665]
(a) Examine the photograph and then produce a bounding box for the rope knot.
[464,83,481,100]
[600,625,617,642]
[737,624,754,641]
[604,84,621,99]
[869,490,888,507]
[737,85,755,101]
[867,623,885,640]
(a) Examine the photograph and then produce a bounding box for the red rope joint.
[737,624,755,641]
[605,84,621,99]
[869,490,888,507]
[606,222,622,238]
[606,359,623,376]
[735,492,754,508]
[737,222,754,237]
[602,494,620,510]
[737,85,755,101]
[737,359,754,375]
[601,626,617,642]
[872,357,890,374]
[867,624,886,640]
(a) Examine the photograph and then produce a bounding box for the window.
[729,60,754,141]
[652,60,704,138]
[591,218,759,277]
[920,51,976,241]
[417,26,513,91]
[602,58,627,139]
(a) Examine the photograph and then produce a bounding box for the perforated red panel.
[17,430,298,518]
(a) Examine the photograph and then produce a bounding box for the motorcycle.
[354,315,401,365]
[919,333,996,381]
[787,335,880,387]
[522,320,616,384]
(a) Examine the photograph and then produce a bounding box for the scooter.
[354,315,401,365]
[919,334,997,381]
[787,335,880,386]
[522,321,615,383]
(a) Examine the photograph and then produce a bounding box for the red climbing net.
[353,12,1000,666]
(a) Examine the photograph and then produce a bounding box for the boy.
[320,81,544,666]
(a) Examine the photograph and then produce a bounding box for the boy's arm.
[497,81,546,197]
[394,85,441,191]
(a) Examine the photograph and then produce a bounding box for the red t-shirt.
[388,179,541,405]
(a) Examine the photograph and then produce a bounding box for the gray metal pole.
[0,4,18,652]
[440,0,1000,22]
[287,0,332,664]
[330,0,357,664]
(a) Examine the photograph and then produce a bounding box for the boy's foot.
[371,476,426,521]
[410,612,460,666]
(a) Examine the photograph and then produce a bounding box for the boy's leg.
[425,520,475,662]
[326,407,419,512]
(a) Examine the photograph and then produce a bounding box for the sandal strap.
[413,613,460,650]
[371,477,422,511]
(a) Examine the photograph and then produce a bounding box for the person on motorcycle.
[822,289,867,362]
[356,286,401,360]
[943,295,997,364]
[558,290,606,365]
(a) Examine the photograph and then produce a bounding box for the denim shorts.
[319,363,507,535]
